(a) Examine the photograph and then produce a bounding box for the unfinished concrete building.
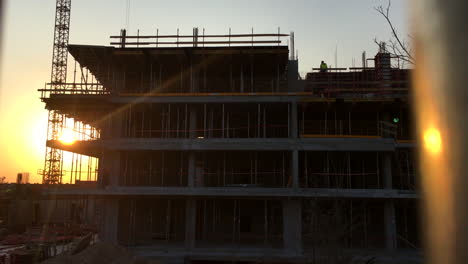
[40,31,420,263]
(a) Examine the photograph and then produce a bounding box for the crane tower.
[42,0,71,184]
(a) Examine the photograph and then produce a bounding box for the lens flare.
[59,128,76,145]
[424,128,442,154]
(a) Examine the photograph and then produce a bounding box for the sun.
[424,128,442,155]
[59,128,76,145]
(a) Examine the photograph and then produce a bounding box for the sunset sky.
[0,0,409,183]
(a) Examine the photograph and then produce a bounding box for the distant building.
[16,172,30,184]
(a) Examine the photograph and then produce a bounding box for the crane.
[42,0,71,184]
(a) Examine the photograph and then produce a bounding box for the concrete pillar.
[186,103,198,250]
[185,199,197,250]
[282,200,302,254]
[381,111,397,138]
[99,199,119,243]
[290,101,300,189]
[383,152,393,189]
[382,152,397,250]
[291,150,299,188]
[384,200,397,250]
[188,153,196,188]
[99,112,123,187]
[188,104,199,187]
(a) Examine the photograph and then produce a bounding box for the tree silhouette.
[374,0,414,66]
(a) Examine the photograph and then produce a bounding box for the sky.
[0,0,410,183]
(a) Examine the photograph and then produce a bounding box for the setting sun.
[59,128,76,145]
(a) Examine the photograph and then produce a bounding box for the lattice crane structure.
[42,0,71,184]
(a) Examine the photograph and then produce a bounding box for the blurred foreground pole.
[0,0,4,95]
[0,0,3,59]
[413,1,468,264]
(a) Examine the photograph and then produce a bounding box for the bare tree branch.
[374,0,414,65]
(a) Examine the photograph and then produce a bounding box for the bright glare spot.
[59,128,76,145]
[424,128,442,154]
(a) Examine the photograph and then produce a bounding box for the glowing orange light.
[424,128,442,154]
[59,128,76,145]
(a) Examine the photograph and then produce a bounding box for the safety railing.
[38,82,109,99]
[110,28,290,48]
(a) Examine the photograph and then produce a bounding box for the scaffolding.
[67,119,100,184]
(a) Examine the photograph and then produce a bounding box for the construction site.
[0,1,421,264]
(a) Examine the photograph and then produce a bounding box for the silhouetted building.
[40,32,420,263]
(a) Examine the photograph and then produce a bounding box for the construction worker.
[320,60,328,73]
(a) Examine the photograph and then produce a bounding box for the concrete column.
[382,152,397,250]
[99,199,119,243]
[188,104,198,187]
[282,200,302,254]
[384,200,397,250]
[290,101,300,189]
[99,112,123,187]
[383,152,393,189]
[188,152,196,188]
[185,199,197,250]
[186,103,198,249]
[381,111,397,138]
[291,150,299,188]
